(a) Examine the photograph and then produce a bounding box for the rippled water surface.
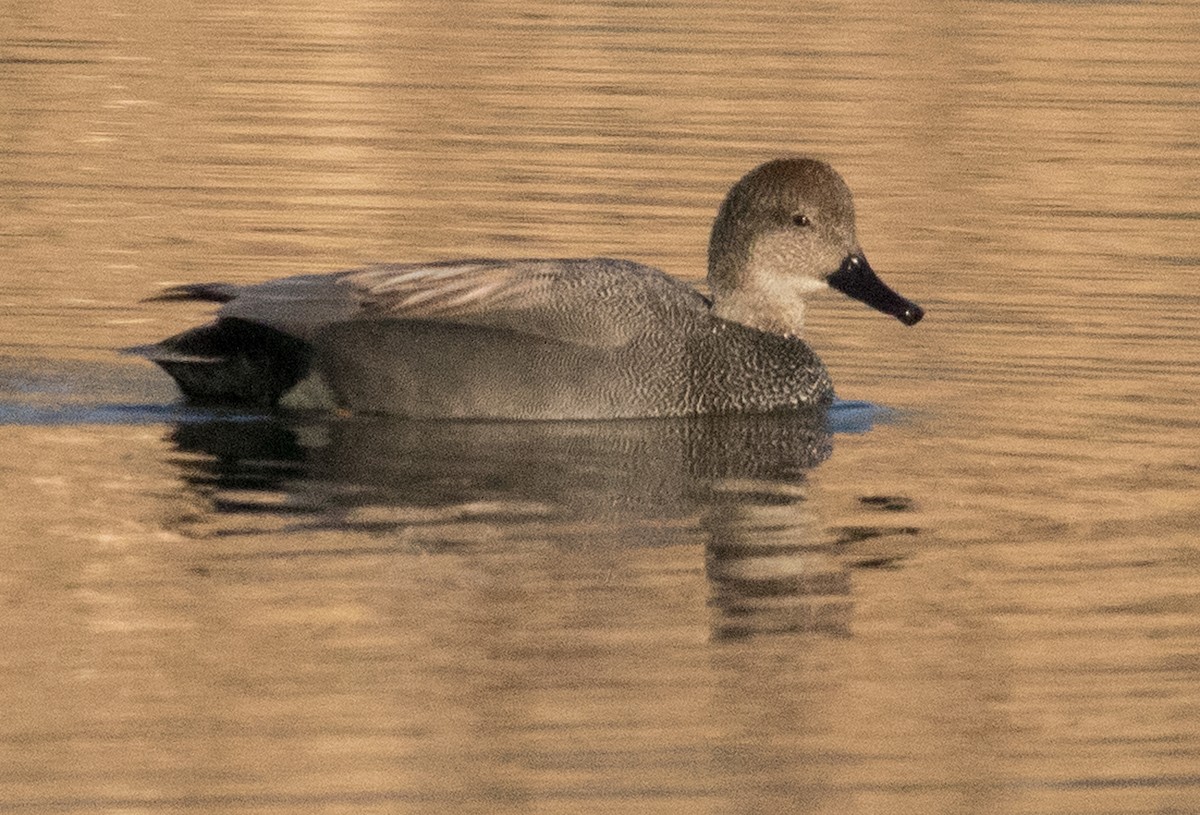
[3,1,1199,812]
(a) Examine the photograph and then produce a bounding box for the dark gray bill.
[827,254,924,326]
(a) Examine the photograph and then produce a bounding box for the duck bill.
[827,254,924,326]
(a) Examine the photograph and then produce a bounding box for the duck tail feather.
[144,283,240,303]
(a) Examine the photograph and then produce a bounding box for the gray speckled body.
[145,259,830,419]
[133,157,922,419]
[317,262,831,419]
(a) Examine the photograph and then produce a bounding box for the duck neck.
[711,288,806,337]
[709,235,819,337]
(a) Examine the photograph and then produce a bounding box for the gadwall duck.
[132,157,923,419]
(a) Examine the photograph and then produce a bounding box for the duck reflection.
[704,480,852,639]
[169,410,831,512]
[165,406,895,638]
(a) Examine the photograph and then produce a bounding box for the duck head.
[707,157,924,336]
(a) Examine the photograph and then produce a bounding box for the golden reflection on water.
[2,0,1200,812]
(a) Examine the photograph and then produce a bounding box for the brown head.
[707,157,923,335]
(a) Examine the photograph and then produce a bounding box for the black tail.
[144,283,241,303]
[131,318,312,406]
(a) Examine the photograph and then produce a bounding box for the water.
[3,1,1200,812]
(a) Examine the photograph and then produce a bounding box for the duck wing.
[163,259,706,351]
[339,258,706,349]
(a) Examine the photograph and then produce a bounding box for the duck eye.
[791,212,811,227]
